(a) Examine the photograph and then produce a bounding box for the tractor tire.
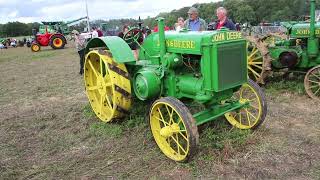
[49,34,66,49]
[31,43,41,52]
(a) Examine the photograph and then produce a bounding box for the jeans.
[78,49,85,75]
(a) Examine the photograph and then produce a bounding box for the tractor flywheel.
[84,50,131,122]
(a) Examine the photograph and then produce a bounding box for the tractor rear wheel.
[31,43,41,52]
[50,34,66,49]
[304,65,320,101]
[224,79,267,130]
[149,97,199,162]
[84,50,131,122]
[246,36,272,84]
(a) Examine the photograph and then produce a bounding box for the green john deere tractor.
[247,0,320,100]
[83,18,268,162]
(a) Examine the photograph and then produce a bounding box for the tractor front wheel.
[50,35,66,49]
[304,65,320,101]
[149,97,199,162]
[31,43,41,52]
[224,79,267,130]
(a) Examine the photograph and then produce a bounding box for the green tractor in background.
[247,0,320,100]
[39,16,88,35]
[83,18,268,162]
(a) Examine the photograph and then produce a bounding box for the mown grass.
[264,72,305,95]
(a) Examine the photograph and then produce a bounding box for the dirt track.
[0,46,319,179]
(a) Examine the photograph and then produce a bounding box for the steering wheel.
[123,27,143,44]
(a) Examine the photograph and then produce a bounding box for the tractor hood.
[143,29,244,55]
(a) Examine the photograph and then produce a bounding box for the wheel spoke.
[251,55,262,62]
[308,79,320,84]
[313,87,320,95]
[246,109,252,127]
[104,82,112,87]
[250,61,263,65]
[248,49,259,59]
[165,105,173,124]
[311,72,320,80]
[155,113,169,126]
[170,136,187,154]
[157,107,169,126]
[248,66,261,78]
[245,108,257,121]
[251,64,263,70]
[88,60,100,78]
[100,94,104,115]
[105,94,112,108]
[307,84,320,89]
[178,132,188,141]
[100,57,104,77]
[87,86,99,91]
[176,133,180,154]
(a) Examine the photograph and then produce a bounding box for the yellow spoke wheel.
[149,97,199,162]
[246,36,271,84]
[225,79,267,129]
[31,43,40,52]
[304,65,320,101]
[84,50,131,122]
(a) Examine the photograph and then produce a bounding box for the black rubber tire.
[149,96,199,162]
[247,79,268,129]
[49,34,66,49]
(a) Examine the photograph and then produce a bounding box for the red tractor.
[31,22,67,52]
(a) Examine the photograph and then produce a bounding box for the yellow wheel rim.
[84,50,131,122]
[53,38,63,48]
[150,101,190,161]
[32,44,40,52]
[225,82,263,129]
[247,41,263,82]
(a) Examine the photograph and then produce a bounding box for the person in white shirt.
[91,27,99,38]
[175,17,185,31]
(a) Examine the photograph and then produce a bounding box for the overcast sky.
[0,0,218,23]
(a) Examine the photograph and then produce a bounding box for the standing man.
[184,7,207,31]
[215,7,236,30]
[72,30,86,75]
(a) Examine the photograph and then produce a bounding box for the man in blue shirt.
[184,7,207,31]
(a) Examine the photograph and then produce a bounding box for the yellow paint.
[150,101,190,161]
[165,39,196,49]
[296,28,320,35]
[212,32,242,42]
[84,50,131,122]
[224,82,263,129]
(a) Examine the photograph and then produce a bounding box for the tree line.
[1,0,320,37]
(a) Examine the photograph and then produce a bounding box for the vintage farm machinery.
[38,17,88,35]
[83,18,267,162]
[31,23,67,52]
[247,0,320,100]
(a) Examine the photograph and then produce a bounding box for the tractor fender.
[85,36,136,63]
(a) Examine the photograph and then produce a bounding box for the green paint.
[85,18,248,125]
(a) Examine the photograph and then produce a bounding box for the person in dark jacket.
[215,7,236,30]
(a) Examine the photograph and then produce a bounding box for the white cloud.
[0,0,218,23]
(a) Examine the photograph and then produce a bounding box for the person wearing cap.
[184,7,207,31]
[72,30,86,75]
[215,7,236,30]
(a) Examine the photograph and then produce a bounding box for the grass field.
[0,45,320,179]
